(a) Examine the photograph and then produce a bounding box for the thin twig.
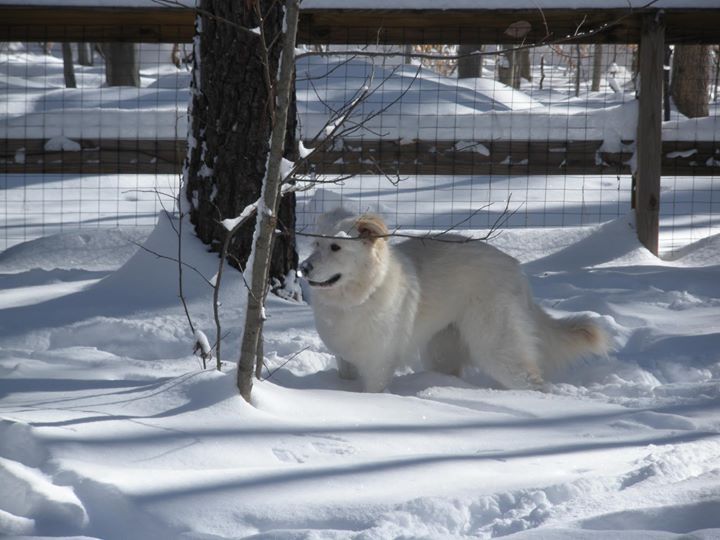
[280,64,423,188]
[212,206,262,367]
[261,345,311,381]
[129,239,214,287]
[147,186,207,370]
[122,189,178,199]
[283,198,515,244]
[152,0,260,38]
[253,0,277,126]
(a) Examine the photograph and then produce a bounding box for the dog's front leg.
[337,357,359,380]
[359,360,395,393]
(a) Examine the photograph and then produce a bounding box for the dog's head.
[299,210,390,306]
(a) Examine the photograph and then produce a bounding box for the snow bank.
[43,136,81,152]
[3,50,716,144]
[0,228,150,273]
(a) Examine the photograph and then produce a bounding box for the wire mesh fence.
[295,43,639,233]
[294,39,719,255]
[1,40,185,251]
[1,27,718,255]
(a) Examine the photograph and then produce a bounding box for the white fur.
[300,210,608,392]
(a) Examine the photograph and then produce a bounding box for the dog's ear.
[356,214,389,242]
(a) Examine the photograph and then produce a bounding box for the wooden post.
[635,12,664,256]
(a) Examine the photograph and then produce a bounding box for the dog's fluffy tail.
[533,307,609,372]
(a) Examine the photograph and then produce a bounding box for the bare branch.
[152,0,261,39]
[210,202,264,369]
[122,189,178,200]
[279,63,423,189]
[253,0,278,126]
[282,198,516,246]
[261,345,311,381]
[128,239,214,288]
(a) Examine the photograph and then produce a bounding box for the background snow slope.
[0,209,718,539]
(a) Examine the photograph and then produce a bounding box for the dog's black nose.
[299,260,313,277]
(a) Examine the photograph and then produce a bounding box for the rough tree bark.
[671,44,710,118]
[498,46,517,88]
[517,48,531,84]
[498,46,525,89]
[185,0,297,284]
[103,43,140,87]
[61,43,76,88]
[663,46,672,121]
[575,43,582,97]
[591,44,603,92]
[457,44,482,78]
[77,42,94,66]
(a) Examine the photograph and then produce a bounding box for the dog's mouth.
[307,273,342,288]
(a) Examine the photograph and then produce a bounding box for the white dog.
[300,209,608,392]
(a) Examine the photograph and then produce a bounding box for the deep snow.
[0,207,718,539]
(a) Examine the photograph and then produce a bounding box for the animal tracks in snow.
[360,439,720,539]
[272,434,355,464]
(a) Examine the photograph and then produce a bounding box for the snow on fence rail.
[0,12,719,255]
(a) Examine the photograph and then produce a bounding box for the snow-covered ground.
[1,206,719,539]
[0,172,179,250]
[4,48,714,143]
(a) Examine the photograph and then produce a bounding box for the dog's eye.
[330,243,341,252]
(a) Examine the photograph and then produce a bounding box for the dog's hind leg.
[482,349,545,390]
[337,357,359,380]
[422,325,469,377]
[459,306,545,390]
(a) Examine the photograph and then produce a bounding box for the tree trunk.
[575,43,582,97]
[238,0,301,402]
[671,44,710,118]
[77,42,94,66]
[185,1,297,284]
[103,43,140,87]
[498,46,518,88]
[61,43,76,88]
[457,44,482,78]
[517,48,531,83]
[714,46,720,102]
[663,46,672,121]
[403,44,413,65]
[591,44,603,92]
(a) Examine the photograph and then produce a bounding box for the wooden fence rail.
[2,138,718,177]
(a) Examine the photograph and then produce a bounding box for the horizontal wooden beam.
[0,6,719,44]
[300,9,639,45]
[0,7,195,43]
[2,138,718,177]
